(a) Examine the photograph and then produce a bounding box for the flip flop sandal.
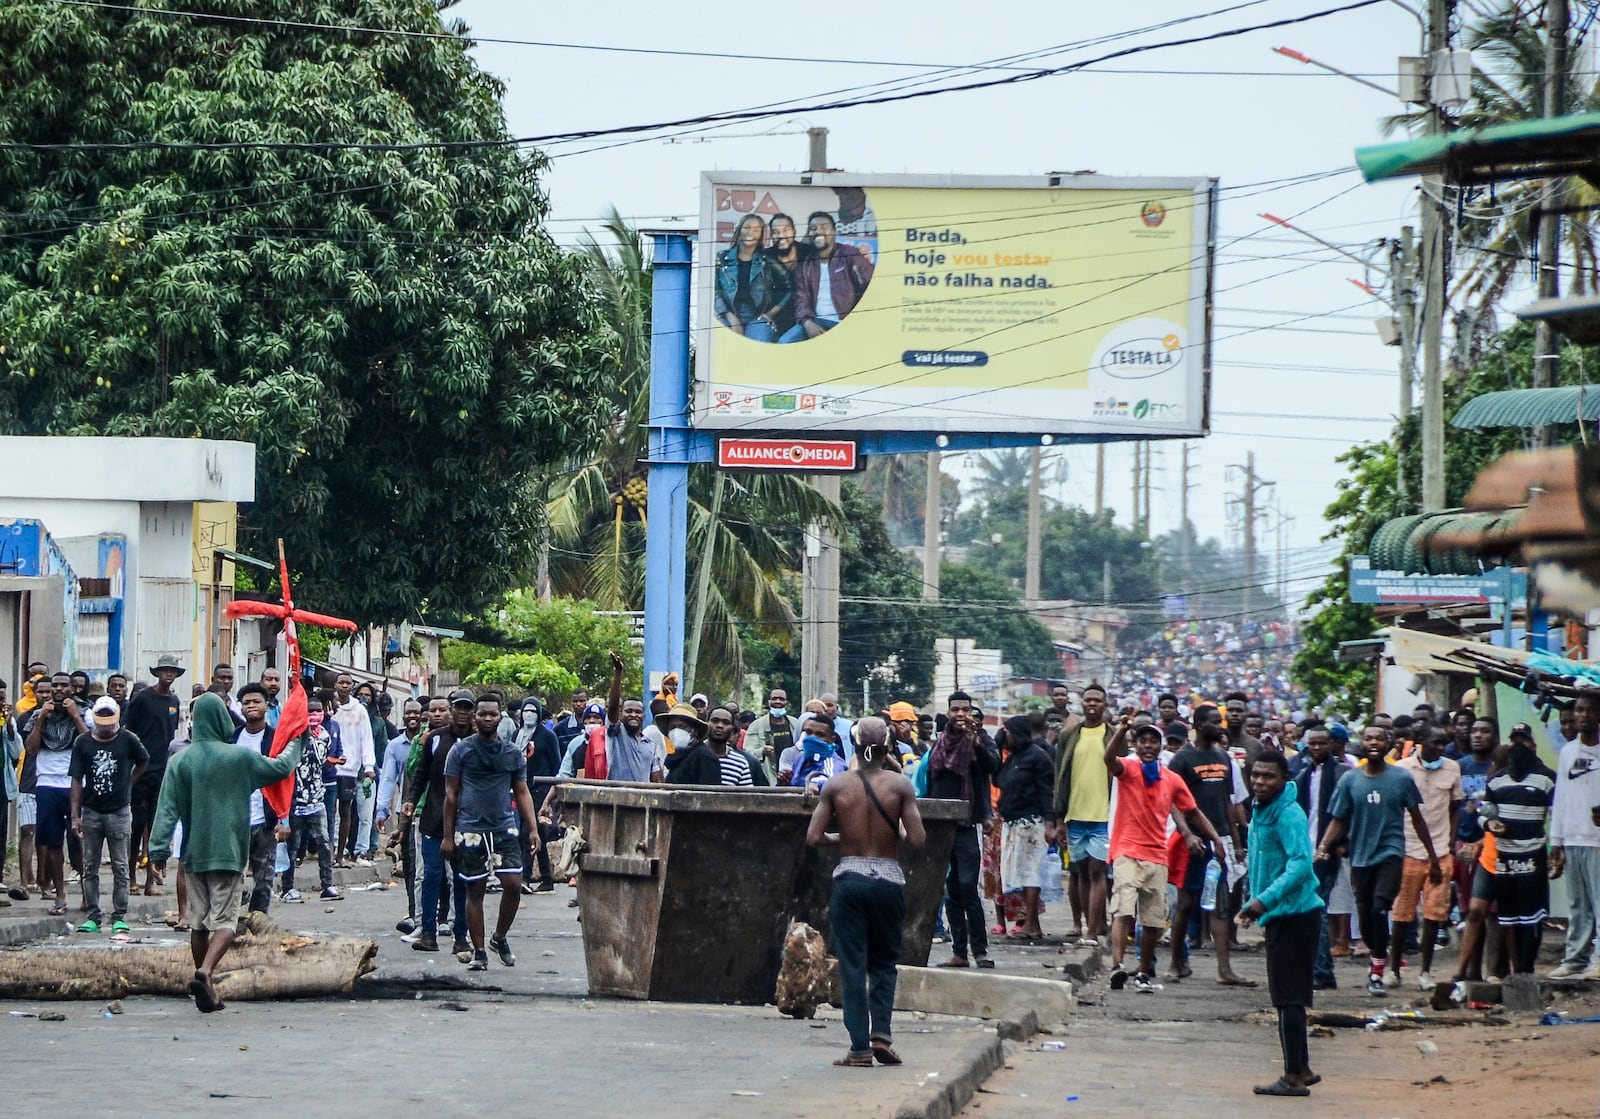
[1253,1078,1310,1097]
[6,886,28,901]
[870,1042,903,1066]
[1304,1074,1322,1086]
[76,919,100,933]
[111,920,130,934]
[189,971,219,1013]
[47,905,68,917]
[832,1053,875,1068]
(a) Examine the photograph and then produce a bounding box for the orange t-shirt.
[1479,832,1496,874]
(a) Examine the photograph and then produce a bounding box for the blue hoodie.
[1246,781,1323,924]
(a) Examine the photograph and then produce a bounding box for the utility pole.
[1420,0,1450,511]
[1394,226,1418,509]
[1533,0,1570,449]
[1232,452,1275,616]
[1094,444,1105,516]
[1179,442,1195,579]
[1141,444,1152,537]
[1130,444,1142,531]
[1024,446,1042,601]
[800,128,840,701]
[922,451,941,601]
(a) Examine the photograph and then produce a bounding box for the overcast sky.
[453,0,1488,603]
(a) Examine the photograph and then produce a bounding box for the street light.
[1272,46,1400,98]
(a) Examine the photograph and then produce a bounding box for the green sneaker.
[110,920,130,934]
[76,919,101,934]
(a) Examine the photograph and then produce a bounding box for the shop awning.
[1451,385,1600,429]
[1354,111,1600,186]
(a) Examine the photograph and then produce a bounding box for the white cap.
[91,696,120,725]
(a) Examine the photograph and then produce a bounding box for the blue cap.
[1328,723,1350,743]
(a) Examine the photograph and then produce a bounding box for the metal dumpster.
[556,781,966,1004]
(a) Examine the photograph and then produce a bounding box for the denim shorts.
[1065,820,1109,865]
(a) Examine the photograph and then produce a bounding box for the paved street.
[0,865,989,1118]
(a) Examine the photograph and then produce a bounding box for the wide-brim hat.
[658,702,707,734]
[150,653,186,678]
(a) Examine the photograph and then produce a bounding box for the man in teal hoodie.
[150,693,301,1014]
[1240,752,1324,1098]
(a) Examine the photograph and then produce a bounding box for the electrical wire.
[2,0,1388,152]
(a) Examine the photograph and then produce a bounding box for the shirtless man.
[806,717,926,1068]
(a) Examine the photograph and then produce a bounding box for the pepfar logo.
[1095,325,1186,382]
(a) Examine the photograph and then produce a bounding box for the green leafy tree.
[1295,324,1569,709]
[838,481,937,709]
[951,492,1160,622]
[0,1,614,622]
[935,563,1059,678]
[494,591,639,693]
[466,652,580,700]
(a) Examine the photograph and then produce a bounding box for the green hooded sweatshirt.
[149,693,301,874]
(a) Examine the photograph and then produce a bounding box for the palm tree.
[970,448,1031,508]
[1388,3,1600,352]
[545,208,839,694]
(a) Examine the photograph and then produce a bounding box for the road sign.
[716,437,859,472]
[1347,555,1525,604]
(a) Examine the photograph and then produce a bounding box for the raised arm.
[607,651,624,724]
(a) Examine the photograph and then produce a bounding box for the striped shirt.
[1485,766,1555,856]
[718,749,754,787]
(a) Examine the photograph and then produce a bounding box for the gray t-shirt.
[444,735,523,832]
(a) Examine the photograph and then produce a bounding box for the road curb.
[893,1010,1037,1119]
[0,899,171,947]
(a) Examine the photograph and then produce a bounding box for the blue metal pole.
[643,232,695,711]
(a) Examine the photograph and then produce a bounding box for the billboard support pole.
[644,231,695,708]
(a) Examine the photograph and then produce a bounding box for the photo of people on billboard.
[712,185,877,343]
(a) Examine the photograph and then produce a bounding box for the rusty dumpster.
[555,781,966,1004]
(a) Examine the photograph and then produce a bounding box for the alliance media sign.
[715,438,859,472]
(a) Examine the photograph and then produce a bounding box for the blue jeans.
[830,874,905,1055]
[742,318,777,343]
[779,317,838,343]
[420,835,466,940]
[1312,857,1338,985]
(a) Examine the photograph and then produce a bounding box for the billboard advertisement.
[695,172,1215,435]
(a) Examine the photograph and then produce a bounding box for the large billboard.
[694,172,1215,436]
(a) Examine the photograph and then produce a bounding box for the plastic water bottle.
[1199,859,1222,912]
[274,841,291,875]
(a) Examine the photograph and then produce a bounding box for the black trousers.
[944,825,988,959]
[1351,857,1402,961]
[129,769,163,860]
[831,874,906,1055]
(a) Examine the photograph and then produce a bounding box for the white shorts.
[15,793,35,829]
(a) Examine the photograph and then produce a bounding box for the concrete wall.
[0,437,254,503]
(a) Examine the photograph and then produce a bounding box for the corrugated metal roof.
[1368,510,1517,575]
[1451,386,1600,429]
[1355,110,1600,185]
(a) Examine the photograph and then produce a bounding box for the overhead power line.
[4,0,1387,152]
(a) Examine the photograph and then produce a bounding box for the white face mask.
[667,727,693,750]
[522,711,539,726]
[769,706,787,719]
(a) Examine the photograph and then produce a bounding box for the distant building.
[0,436,255,686]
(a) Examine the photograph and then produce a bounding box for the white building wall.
[0,437,254,681]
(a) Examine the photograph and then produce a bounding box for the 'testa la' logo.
[1098,331,1185,381]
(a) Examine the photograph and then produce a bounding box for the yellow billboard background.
[697,175,1213,435]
